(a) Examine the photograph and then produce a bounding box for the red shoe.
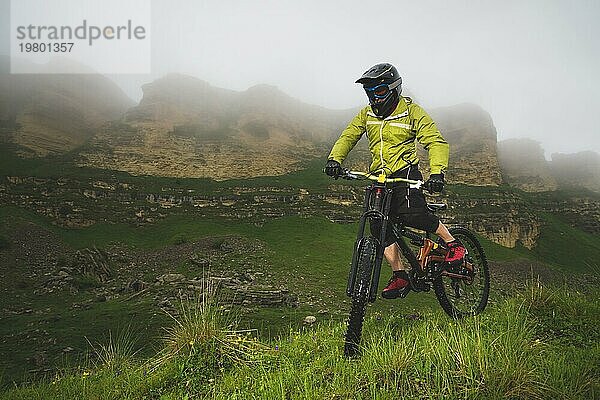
[382,271,409,299]
[444,240,467,267]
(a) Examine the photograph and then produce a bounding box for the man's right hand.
[426,173,445,193]
[324,160,343,179]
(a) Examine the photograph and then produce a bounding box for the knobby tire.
[433,226,490,319]
[344,236,376,357]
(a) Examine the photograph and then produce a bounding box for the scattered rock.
[56,270,70,279]
[127,279,147,292]
[95,294,107,302]
[190,257,210,268]
[156,273,186,284]
[221,287,299,307]
[31,351,48,367]
[219,241,236,252]
[303,315,317,324]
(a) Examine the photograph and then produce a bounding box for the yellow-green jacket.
[328,97,449,175]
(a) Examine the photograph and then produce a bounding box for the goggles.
[363,79,401,100]
[364,84,390,99]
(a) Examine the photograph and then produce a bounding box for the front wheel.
[433,227,490,319]
[344,236,376,357]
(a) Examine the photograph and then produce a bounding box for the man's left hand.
[426,173,445,193]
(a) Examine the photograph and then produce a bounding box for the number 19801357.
[18,42,74,52]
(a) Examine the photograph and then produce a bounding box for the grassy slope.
[2,202,599,389]
[1,149,600,395]
[1,284,598,399]
[0,208,440,387]
[533,212,600,273]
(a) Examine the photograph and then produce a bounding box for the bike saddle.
[426,203,447,213]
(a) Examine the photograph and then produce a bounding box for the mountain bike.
[339,169,490,357]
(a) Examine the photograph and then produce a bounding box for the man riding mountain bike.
[324,63,466,300]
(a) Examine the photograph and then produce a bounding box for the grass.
[0,209,438,387]
[2,200,598,387]
[533,212,600,273]
[474,233,536,263]
[2,282,597,399]
[2,153,599,396]
[72,275,102,291]
[0,236,9,250]
[0,297,169,388]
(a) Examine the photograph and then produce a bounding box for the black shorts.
[370,164,440,247]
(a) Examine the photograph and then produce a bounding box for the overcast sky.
[1,0,599,158]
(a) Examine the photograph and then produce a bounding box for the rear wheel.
[344,236,376,357]
[433,227,490,319]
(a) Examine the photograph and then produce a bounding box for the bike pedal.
[398,287,410,298]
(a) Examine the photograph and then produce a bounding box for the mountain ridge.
[1,70,598,191]
[498,138,600,192]
[0,56,134,156]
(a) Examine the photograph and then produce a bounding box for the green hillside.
[1,153,599,395]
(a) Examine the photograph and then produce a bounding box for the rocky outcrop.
[0,56,134,155]
[150,271,299,310]
[75,247,112,282]
[471,214,540,249]
[8,171,596,250]
[550,151,600,192]
[79,74,351,180]
[497,139,558,192]
[497,140,600,193]
[2,68,597,192]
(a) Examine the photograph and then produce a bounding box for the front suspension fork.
[346,187,371,297]
[346,186,394,303]
[368,188,393,303]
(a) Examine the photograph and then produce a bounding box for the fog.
[1,0,599,157]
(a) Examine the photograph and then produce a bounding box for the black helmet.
[356,63,402,118]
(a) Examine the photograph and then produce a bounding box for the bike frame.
[340,169,489,357]
[346,180,433,303]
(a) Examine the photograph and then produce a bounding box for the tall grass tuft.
[160,277,263,362]
[86,327,140,373]
[153,275,267,396]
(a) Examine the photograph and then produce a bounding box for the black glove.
[324,160,343,179]
[426,173,445,193]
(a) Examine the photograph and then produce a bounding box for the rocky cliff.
[3,68,596,192]
[550,151,600,192]
[497,139,558,192]
[497,139,600,193]
[78,74,352,180]
[0,56,134,156]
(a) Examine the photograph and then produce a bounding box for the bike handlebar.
[340,169,426,190]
